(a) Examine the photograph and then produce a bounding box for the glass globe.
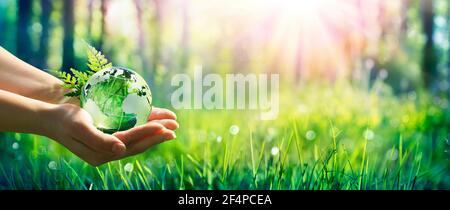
[80,67,152,134]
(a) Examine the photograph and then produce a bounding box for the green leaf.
[86,44,112,75]
[70,68,89,87]
[64,89,81,97]
[55,43,113,98]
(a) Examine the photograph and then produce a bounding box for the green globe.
[80,67,152,134]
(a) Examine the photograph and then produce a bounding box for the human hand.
[113,107,179,157]
[40,104,178,166]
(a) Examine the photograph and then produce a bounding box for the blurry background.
[0,0,449,94]
[0,0,449,189]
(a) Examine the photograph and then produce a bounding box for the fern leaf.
[86,44,112,74]
[64,90,81,97]
[70,68,89,85]
[55,43,113,98]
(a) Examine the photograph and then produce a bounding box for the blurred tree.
[17,0,33,63]
[98,0,109,51]
[37,0,52,70]
[62,0,75,72]
[134,0,150,77]
[400,0,410,45]
[447,2,450,97]
[148,0,162,86]
[87,0,94,41]
[180,0,190,72]
[294,46,303,83]
[421,0,438,90]
[447,2,450,75]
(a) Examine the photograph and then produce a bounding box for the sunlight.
[188,0,382,79]
[106,0,384,79]
[271,0,330,21]
[106,0,138,39]
[265,0,382,79]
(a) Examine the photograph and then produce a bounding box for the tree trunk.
[421,0,437,90]
[148,0,162,86]
[17,0,33,63]
[134,0,150,77]
[98,0,109,51]
[62,0,75,72]
[294,46,303,83]
[37,0,52,70]
[180,0,190,72]
[87,0,94,41]
[400,0,410,46]
[448,0,450,97]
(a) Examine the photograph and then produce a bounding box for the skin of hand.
[41,104,178,166]
[0,47,179,166]
[0,47,70,104]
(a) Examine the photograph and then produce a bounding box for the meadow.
[0,79,448,190]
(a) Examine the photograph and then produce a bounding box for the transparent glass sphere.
[80,67,152,134]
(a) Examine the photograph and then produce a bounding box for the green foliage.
[56,44,113,97]
[86,44,113,74]
[0,83,448,190]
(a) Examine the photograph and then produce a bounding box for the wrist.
[40,81,75,105]
[28,76,80,106]
[33,101,59,138]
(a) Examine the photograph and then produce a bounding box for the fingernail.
[112,143,126,154]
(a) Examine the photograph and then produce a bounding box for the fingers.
[57,136,112,166]
[151,119,179,130]
[63,122,176,166]
[71,121,126,155]
[113,122,164,145]
[149,107,177,121]
[124,129,176,157]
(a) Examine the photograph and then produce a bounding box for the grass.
[0,81,449,190]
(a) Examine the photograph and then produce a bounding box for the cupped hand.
[41,104,178,166]
[113,107,179,157]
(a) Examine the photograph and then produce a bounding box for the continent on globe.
[80,67,152,134]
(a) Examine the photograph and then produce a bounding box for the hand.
[113,107,179,157]
[40,104,178,166]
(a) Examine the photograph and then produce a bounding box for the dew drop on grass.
[124,163,133,172]
[209,131,217,139]
[12,142,19,150]
[407,91,417,101]
[305,130,316,141]
[271,146,279,156]
[296,104,309,114]
[268,127,277,136]
[229,125,240,135]
[379,69,388,80]
[197,130,207,142]
[216,136,222,143]
[48,161,57,170]
[386,148,399,161]
[364,129,375,140]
